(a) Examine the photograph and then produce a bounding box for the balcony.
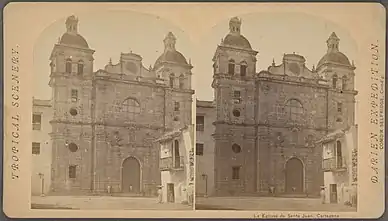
[160,156,184,171]
[322,157,347,172]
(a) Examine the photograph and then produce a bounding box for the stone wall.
[213,124,256,195]
[50,123,93,193]
[50,76,192,194]
[256,79,327,196]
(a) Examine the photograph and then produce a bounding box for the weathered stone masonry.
[49,16,193,195]
[210,17,357,196]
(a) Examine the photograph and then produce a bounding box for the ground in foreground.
[31,195,192,210]
[195,196,356,212]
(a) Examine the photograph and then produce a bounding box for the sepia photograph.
[30,12,195,210]
[3,3,385,219]
[195,14,360,212]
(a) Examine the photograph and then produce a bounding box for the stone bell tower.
[49,15,96,193]
[212,17,259,196]
[153,32,194,131]
[316,32,357,132]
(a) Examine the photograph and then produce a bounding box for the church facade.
[49,16,194,195]
[209,17,357,196]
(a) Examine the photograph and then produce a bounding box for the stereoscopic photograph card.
[3,2,386,219]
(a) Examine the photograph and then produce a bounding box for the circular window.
[68,143,78,152]
[233,109,241,117]
[69,108,78,116]
[232,144,241,153]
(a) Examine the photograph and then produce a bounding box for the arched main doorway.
[285,157,304,193]
[121,157,141,193]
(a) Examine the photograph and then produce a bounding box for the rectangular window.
[32,142,40,155]
[196,116,204,131]
[232,166,240,180]
[71,89,78,102]
[32,114,42,130]
[196,143,204,156]
[174,101,180,111]
[233,90,241,104]
[337,102,342,113]
[69,165,77,178]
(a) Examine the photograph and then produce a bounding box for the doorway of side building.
[167,183,175,203]
[121,157,141,193]
[330,184,338,203]
[285,157,304,194]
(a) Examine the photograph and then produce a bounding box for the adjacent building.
[156,125,195,204]
[196,17,357,197]
[32,98,53,195]
[195,100,216,196]
[318,125,358,206]
[46,15,194,195]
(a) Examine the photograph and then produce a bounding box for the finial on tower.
[109,58,112,65]
[327,32,340,53]
[65,15,79,35]
[229,17,242,35]
[164,32,176,51]
[272,58,275,66]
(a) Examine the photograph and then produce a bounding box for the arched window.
[122,98,140,121]
[342,76,347,90]
[240,61,247,77]
[228,59,235,75]
[285,99,303,121]
[169,74,175,88]
[332,74,338,89]
[65,59,72,73]
[179,74,185,89]
[77,60,84,75]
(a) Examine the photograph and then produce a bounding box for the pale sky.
[33,10,358,101]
